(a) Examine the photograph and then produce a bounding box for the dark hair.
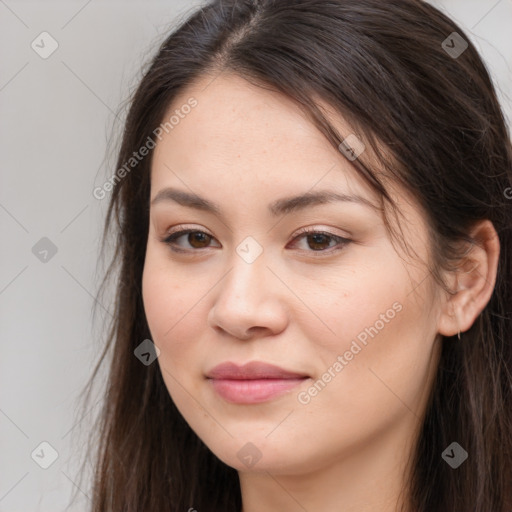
[78,0,512,510]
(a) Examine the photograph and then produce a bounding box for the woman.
[82,0,512,510]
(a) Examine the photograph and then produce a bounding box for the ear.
[437,219,500,337]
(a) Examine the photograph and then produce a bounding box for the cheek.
[142,258,195,353]
[308,281,438,432]
[141,252,217,391]
[297,254,408,357]
[142,261,206,417]
[299,253,437,408]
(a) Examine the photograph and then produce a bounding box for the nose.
[207,249,289,341]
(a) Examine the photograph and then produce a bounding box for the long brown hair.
[77,1,512,510]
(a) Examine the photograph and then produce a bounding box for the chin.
[199,433,309,474]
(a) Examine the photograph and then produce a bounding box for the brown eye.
[289,229,352,255]
[305,233,333,251]
[163,229,219,251]
[187,231,212,248]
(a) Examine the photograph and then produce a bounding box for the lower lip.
[208,378,307,404]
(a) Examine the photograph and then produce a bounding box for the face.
[142,72,445,475]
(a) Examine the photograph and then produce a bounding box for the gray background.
[1,1,511,510]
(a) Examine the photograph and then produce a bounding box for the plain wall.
[1,1,510,510]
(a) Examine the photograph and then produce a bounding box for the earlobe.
[437,220,500,338]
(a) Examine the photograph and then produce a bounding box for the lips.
[206,361,309,404]
[206,361,308,380]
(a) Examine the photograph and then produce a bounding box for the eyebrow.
[150,187,381,217]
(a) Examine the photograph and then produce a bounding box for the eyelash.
[161,225,352,256]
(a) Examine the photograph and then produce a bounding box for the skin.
[141,72,500,512]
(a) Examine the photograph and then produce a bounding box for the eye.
[162,226,220,252]
[288,227,351,255]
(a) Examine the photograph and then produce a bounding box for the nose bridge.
[222,238,268,303]
[207,236,288,338]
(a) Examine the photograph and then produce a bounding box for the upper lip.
[206,361,309,380]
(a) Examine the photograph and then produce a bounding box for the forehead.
[151,72,378,202]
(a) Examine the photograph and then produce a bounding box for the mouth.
[205,361,310,404]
